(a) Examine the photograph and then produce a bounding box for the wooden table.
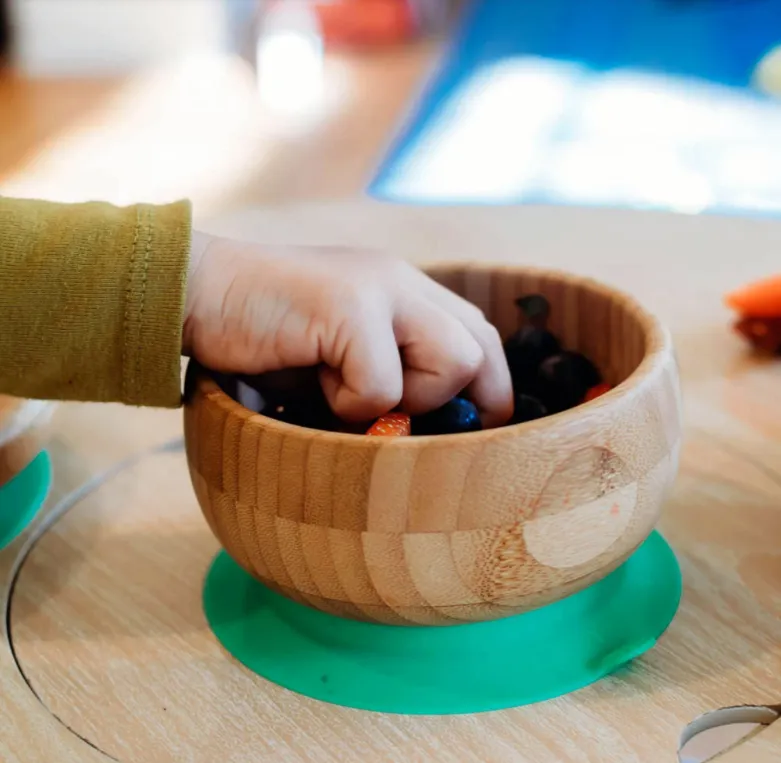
[2,200,781,762]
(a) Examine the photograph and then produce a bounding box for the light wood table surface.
[2,200,781,763]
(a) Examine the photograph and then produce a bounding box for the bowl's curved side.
[184,339,681,625]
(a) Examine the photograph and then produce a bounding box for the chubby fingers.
[319,272,513,429]
[394,301,486,415]
[319,302,404,422]
[459,316,514,429]
[419,280,514,428]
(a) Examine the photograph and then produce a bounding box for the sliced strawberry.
[584,383,612,402]
[366,412,411,437]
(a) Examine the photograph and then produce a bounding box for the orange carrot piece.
[725,275,781,317]
[584,383,611,402]
[366,412,411,436]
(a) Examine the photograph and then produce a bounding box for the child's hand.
[184,232,513,427]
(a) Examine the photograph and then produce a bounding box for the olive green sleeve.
[0,197,191,407]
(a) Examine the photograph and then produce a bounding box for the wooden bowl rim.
[188,263,672,447]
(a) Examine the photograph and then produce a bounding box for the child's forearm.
[0,197,515,425]
[0,196,191,406]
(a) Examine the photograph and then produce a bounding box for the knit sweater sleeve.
[0,197,191,407]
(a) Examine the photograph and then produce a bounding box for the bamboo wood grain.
[184,265,681,625]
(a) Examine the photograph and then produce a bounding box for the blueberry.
[511,393,548,424]
[515,294,551,327]
[536,352,602,413]
[411,397,482,436]
[504,326,561,389]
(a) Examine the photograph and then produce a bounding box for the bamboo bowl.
[0,395,54,488]
[184,264,682,626]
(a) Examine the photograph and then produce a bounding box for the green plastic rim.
[204,531,681,714]
[0,451,52,550]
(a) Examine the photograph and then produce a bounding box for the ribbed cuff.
[122,199,191,407]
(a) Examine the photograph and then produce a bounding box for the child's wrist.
[183,230,212,356]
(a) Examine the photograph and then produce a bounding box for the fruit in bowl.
[220,290,611,436]
[184,264,681,625]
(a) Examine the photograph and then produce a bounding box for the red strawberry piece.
[366,413,411,437]
[584,383,612,402]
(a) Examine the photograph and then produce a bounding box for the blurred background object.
[754,44,781,97]
[248,0,452,53]
[3,0,454,75]
[371,0,781,216]
[0,0,10,63]
[245,0,453,114]
[8,0,229,75]
[0,0,452,219]
[2,0,781,222]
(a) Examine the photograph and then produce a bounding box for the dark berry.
[536,352,602,413]
[237,366,343,429]
[262,393,341,431]
[213,372,239,401]
[240,368,339,430]
[411,397,482,436]
[504,325,561,389]
[239,367,321,403]
[511,393,548,424]
[515,294,551,327]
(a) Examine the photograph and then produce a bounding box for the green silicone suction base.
[204,531,681,714]
[0,451,52,550]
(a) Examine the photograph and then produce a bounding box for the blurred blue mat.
[370,0,781,215]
